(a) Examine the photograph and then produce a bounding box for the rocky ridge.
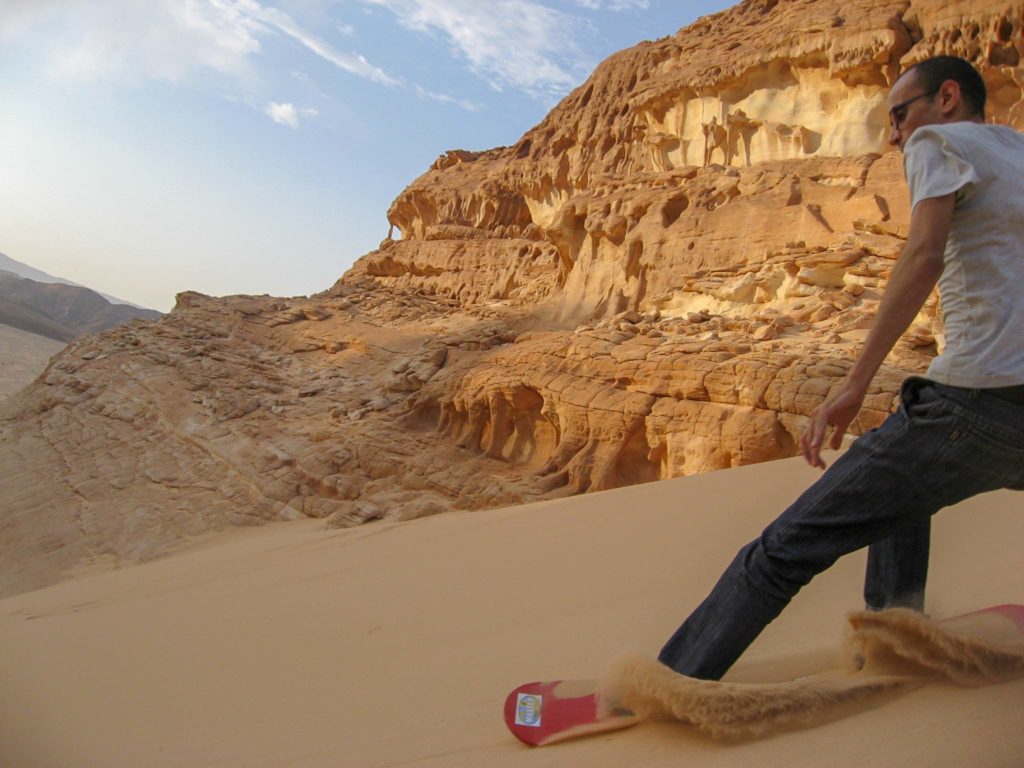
[1,0,1022,596]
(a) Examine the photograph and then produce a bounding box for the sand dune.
[2,453,1022,767]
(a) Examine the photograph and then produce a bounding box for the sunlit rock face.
[2,0,1022,596]
[383,0,1022,321]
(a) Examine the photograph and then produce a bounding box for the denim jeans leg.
[863,516,930,611]
[657,377,1024,681]
[658,405,924,680]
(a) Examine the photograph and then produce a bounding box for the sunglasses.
[889,89,939,131]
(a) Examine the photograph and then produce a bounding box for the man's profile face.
[887,71,940,151]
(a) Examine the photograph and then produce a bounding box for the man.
[658,56,1024,681]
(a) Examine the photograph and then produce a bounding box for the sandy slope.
[1,454,1022,768]
[0,324,65,399]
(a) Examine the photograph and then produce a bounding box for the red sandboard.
[503,678,639,747]
[504,604,1024,747]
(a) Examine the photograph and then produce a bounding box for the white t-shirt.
[903,122,1024,388]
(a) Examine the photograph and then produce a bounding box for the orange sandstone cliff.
[2,0,1022,597]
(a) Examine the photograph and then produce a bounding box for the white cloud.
[1,0,636,111]
[359,0,589,97]
[0,0,399,87]
[413,84,483,112]
[240,1,401,87]
[0,0,263,83]
[266,101,300,127]
[566,0,650,9]
[563,0,650,10]
[264,102,319,127]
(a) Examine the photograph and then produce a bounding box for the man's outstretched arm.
[801,192,955,468]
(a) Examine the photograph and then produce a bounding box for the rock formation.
[2,0,1022,596]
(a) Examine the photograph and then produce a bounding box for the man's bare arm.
[801,192,955,468]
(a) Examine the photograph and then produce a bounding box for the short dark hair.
[903,56,987,118]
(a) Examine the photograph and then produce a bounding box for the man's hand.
[801,384,867,469]
[798,194,952,470]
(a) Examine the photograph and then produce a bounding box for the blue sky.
[0,0,734,311]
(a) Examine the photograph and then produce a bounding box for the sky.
[0,0,735,312]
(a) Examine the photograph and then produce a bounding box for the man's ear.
[938,78,963,117]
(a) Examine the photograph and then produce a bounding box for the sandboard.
[503,603,1024,747]
[503,678,640,746]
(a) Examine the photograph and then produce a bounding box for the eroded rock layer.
[2,0,1022,596]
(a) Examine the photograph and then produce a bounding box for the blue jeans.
[658,377,1024,680]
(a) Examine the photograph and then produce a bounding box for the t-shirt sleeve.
[903,127,981,210]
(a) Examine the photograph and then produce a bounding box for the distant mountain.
[0,270,162,342]
[0,293,76,342]
[0,252,149,309]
